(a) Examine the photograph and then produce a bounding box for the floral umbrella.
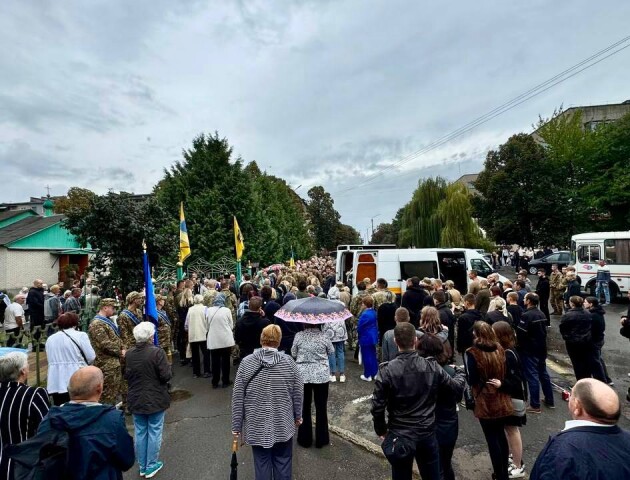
[274,297,352,324]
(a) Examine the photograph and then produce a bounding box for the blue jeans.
[595,281,610,304]
[521,353,554,408]
[133,410,166,471]
[328,341,345,374]
[252,438,293,480]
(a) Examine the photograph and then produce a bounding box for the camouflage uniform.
[117,303,143,407]
[549,271,564,314]
[558,273,569,310]
[348,291,368,349]
[372,289,395,311]
[203,289,218,307]
[221,288,237,321]
[88,318,123,405]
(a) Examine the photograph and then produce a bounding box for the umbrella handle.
[232,436,239,453]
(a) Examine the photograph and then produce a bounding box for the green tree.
[399,177,448,247]
[474,134,557,245]
[438,182,491,249]
[306,186,341,251]
[370,208,404,245]
[63,192,175,296]
[335,224,361,246]
[53,187,97,215]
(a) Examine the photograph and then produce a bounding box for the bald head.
[33,279,43,288]
[67,366,104,402]
[570,378,620,425]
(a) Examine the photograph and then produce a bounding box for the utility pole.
[370,214,381,236]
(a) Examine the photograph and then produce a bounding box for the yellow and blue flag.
[142,244,159,345]
[179,202,191,263]
[289,245,295,268]
[234,216,244,260]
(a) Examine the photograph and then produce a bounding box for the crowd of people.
[1,253,629,479]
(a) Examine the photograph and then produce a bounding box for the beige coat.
[185,304,208,342]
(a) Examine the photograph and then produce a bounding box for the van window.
[470,258,492,277]
[400,261,438,280]
[356,263,376,285]
[578,245,601,263]
[605,239,630,265]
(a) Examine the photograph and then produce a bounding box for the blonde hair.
[488,297,508,316]
[420,306,442,334]
[260,324,282,348]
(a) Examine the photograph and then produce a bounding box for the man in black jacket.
[235,297,270,360]
[516,293,554,414]
[433,291,455,361]
[560,296,594,381]
[371,323,465,480]
[401,277,428,328]
[536,269,551,326]
[456,294,483,360]
[26,279,45,348]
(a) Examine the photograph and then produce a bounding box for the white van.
[335,246,506,295]
[571,231,630,298]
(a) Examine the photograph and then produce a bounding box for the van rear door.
[354,251,377,288]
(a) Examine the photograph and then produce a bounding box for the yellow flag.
[179,202,191,263]
[289,245,295,267]
[234,216,244,260]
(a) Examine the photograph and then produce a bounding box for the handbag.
[381,432,416,461]
[511,398,526,417]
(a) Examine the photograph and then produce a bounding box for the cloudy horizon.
[1,1,629,238]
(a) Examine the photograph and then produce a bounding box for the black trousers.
[297,382,329,448]
[539,296,550,326]
[190,341,210,376]
[252,439,293,480]
[566,343,593,380]
[479,418,509,480]
[210,347,231,386]
[5,327,21,347]
[177,325,188,363]
[388,432,441,480]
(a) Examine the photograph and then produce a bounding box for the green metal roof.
[0,210,37,229]
[0,215,87,250]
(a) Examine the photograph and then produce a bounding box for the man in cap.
[116,292,143,411]
[88,298,124,405]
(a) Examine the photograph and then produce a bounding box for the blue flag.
[143,250,159,345]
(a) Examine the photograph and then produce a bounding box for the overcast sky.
[1,1,629,239]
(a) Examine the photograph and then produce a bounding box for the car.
[526,251,570,275]
[476,249,494,266]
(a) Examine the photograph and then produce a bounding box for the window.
[470,258,493,277]
[605,239,630,265]
[559,253,570,262]
[545,253,560,262]
[400,261,438,280]
[577,244,601,263]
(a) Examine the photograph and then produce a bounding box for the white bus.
[335,246,506,296]
[571,231,630,299]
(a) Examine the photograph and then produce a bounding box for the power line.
[332,35,630,198]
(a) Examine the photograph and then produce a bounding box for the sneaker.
[526,406,542,414]
[608,381,615,387]
[543,400,556,409]
[339,375,346,383]
[509,465,526,478]
[145,461,164,479]
[360,375,372,382]
[139,468,146,477]
[329,375,337,383]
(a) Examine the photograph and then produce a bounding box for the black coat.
[436,303,456,350]
[377,303,397,344]
[536,276,550,303]
[26,287,45,324]
[401,286,429,326]
[564,280,581,302]
[125,342,172,415]
[516,307,548,357]
[371,351,466,440]
[235,311,271,358]
[589,305,606,346]
[506,304,522,326]
[485,310,511,325]
[559,308,592,345]
[456,309,484,353]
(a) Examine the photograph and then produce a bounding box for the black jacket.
[456,309,484,353]
[559,308,592,344]
[516,307,548,358]
[235,311,270,358]
[536,276,550,302]
[26,287,45,324]
[377,302,397,344]
[506,304,522,326]
[401,286,429,326]
[589,305,606,346]
[371,351,465,440]
[564,280,581,302]
[436,303,456,350]
[125,342,172,415]
[485,310,511,325]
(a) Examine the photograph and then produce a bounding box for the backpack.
[6,426,70,480]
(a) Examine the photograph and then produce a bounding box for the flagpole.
[236,260,242,286]
[177,262,184,281]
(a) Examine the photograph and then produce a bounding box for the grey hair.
[133,321,156,343]
[193,294,204,305]
[0,351,28,382]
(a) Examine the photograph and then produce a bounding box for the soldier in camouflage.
[155,294,173,364]
[117,291,144,411]
[88,298,124,405]
[549,263,564,315]
[372,278,396,311]
[349,281,369,353]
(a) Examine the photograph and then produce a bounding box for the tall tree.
[63,192,175,296]
[438,182,491,249]
[399,177,448,247]
[335,223,361,246]
[306,186,341,251]
[53,187,97,215]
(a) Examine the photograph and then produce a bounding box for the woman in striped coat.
[231,324,303,480]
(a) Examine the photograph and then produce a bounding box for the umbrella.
[274,297,352,324]
[230,435,238,480]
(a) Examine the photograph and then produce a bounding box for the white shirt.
[45,328,96,394]
[4,303,24,330]
[563,419,616,431]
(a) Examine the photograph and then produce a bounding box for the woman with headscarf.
[322,287,348,383]
[206,293,235,388]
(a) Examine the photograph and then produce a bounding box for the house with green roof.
[0,199,92,292]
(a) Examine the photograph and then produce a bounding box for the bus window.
[470,258,493,277]
[578,245,601,263]
[400,261,439,280]
[605,239,630,265]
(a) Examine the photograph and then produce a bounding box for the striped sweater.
[232,348,303,448]
[0,381,50,480]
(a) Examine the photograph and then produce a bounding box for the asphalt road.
[123,269,630,480]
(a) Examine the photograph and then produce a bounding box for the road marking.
[351,394,373,404]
